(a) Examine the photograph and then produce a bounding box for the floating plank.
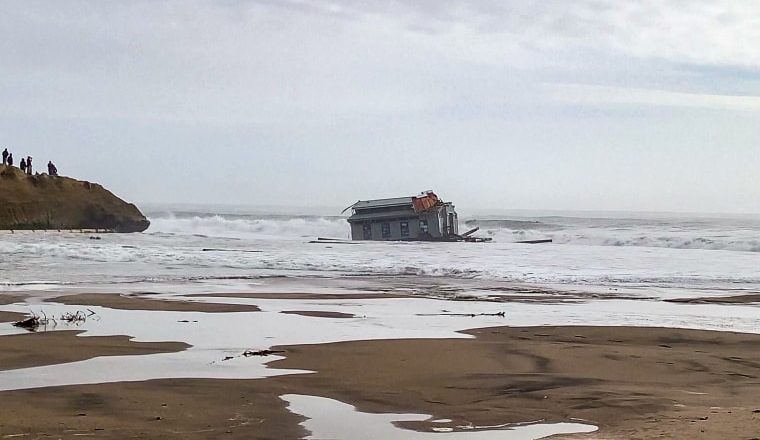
[202,248,263,253]
[515,239,553,244]
[461,226,480,237]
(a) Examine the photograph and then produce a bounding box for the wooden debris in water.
[415,311,506,317]
[219,348,286,362]
[242,349,285,357]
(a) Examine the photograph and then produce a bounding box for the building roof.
[349,196,414,210]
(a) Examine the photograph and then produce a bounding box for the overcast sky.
[1,1,758,213]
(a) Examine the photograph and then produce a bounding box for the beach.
[2,212,760,439]
[3,0,759,436]
[2,288,760,439]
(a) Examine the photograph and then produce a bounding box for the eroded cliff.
[0,165,149,232]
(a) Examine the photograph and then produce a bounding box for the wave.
[144,214,760,252]
[147,214,351,240]
[464,219,559,231]
[465,218,760,252]
[480,228,760,252]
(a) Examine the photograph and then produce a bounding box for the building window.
[363,223,372,240]
[419,219,429,234]
[400,222,409,237]
[381,223,391,239]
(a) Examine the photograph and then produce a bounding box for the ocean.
[1,206,758,299]
[2,205,760,414]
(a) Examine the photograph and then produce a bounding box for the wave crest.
[468,218,760,252]
[147,214,350,240]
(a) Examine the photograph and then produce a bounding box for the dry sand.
[1,317,760,439]
[51,293,261,312]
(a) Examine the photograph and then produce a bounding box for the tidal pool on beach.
[0,290,759,391]
[283,394,598,439]
[2,287,760,439]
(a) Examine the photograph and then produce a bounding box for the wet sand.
[271,326,760,439]
[0,295,28,323]
[0,378,306,440]
[0,330,189,371]
[281,310,356,318]
[191,292,410,300]
[0,293,26,305]
[193,289,646,304]
[666,293,760,304]
[1,321,760,438]
[51,293,261,312]
[0,310,25,323]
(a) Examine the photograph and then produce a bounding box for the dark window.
[363,223,372,240]
[419,219,429,234]
[381,223,391,239]
[400,222,409,237]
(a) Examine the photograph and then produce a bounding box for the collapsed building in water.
[343,191,487,242]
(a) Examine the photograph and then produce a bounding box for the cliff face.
[0,165,149,232]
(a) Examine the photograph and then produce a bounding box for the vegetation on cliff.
[0,165,149,232]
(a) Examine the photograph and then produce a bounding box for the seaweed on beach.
[12,311,51,331]
[415,311,506,317]
[242,349,285,357]
[60,309,97,324]
[12,309,98,332]
[216,348,286,363]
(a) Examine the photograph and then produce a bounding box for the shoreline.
[49,292,261,313]
[1,291,760,438]
[0,308,759,436]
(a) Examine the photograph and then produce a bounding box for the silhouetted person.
[48,161,58,176]
[7,153,12,167]
[26,156,32,175]
[1,148,7,166]
[19,158,26,173]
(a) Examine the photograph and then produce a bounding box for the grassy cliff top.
[0,165,149,232]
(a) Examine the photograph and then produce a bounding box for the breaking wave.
[467,218,760,252]
[3,210,760,292]
[145,213,760,252]
[147,214,350,240]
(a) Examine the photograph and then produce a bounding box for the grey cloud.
[0,0,758,212]
[232,0,760,67]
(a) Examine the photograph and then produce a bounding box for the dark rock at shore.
[0,165,149,232]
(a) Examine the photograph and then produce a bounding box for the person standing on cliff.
[7,153,12,167]
[19,157,26,173]
[2,148,7,166]
[48,161,58,176]
[26,156,32,175]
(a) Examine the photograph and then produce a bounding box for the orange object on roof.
[412,191,440,212]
